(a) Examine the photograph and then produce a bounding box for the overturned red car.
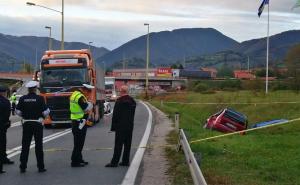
[204,108,248,133]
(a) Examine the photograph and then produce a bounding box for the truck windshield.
[105,84,114,90]
[41,68,88,87]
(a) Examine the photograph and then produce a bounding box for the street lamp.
[26,0,64,50]
[45,26,52,50]
[144,23,150,97]
[88,41,93,51]
[102,61,106,75]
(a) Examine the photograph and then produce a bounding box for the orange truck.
[34,50,105,128]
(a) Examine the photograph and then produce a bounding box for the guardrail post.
[175,112,180,131]
[180,129,207,185]
[160,100,164,107]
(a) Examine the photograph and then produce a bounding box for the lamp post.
[27,1,64,50]
[144,23,150,98]
[45,26,52,50]
[102,61,106,75]
[88,41,93,51]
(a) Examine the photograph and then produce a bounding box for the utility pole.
[45,26,52,50]
[35,48,38,70]
[247,56,250,71]
[144,23,150,98]
[23,57,26,73]
[61,0,64,50]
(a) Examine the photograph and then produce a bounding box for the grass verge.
[165,130,193,185]
[150,91,300,185]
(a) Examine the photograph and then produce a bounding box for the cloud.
[1,0,300,50]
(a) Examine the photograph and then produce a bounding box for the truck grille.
[46,96,70,121]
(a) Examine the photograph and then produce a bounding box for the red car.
[204,108,248,133]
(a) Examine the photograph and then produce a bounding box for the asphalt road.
[0,100,150,185]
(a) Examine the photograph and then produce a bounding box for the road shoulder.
[137,103,173,185]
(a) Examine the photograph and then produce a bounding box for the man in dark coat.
[0,85,12,174]
[105,85,136,167]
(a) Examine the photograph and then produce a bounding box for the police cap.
[25,81,39,88]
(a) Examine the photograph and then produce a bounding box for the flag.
[258,0,269,17]
[292,0,300,10]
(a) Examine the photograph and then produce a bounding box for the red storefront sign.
[157,68,172,77]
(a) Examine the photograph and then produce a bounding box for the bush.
[241,79,264,92]
[193,83,209,93]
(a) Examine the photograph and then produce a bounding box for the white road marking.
[7,129,72,158]
[121,101,153,185]
[10,121,22,128]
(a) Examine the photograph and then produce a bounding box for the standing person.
[16,81,50,173]
[105,85,136,167]
[10,92,17,115]
[70,84,93,167]
[0,85,12,174]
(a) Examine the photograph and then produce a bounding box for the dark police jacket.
[0,95,11,131]
[111,95,136,133]
[16,92,48,120]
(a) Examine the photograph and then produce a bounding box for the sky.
[0,0,300,50]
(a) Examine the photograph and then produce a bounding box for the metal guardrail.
[179,129,208,185]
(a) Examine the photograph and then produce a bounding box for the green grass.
[165,130,193,185]
[150,91,300,185]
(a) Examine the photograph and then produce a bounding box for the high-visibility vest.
[10,95,17,104]
[70,91,87,120]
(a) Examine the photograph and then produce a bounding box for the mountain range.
[0,28,300,72]
[99,29,300,69]
[0,33,109,71]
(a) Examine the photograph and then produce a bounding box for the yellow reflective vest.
[70,91,87,120]
[10,95,17,104]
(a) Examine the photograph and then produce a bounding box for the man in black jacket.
[105,85,136,167]
[0,85,12,174]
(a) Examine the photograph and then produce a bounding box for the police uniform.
[0,85,11,174]
[16,81,50,173]
[70,86,93,167]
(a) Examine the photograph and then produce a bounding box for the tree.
[217,64,234,78]
[255,69,275,77]
[285,44,300,91]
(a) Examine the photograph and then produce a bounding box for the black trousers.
[71,121,87,164]
[0,129,5,171]
[11,103,16,115]
[111,130,133,165]
[20,122,44,170]
[0,128,8,162]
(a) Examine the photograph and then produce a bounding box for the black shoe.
[38,168,47,173]
[71,163,85,167]
[3,160,14,165]
[80,161,89,165]
[20,168,26,173]
[119,162,129,166]
[105,163,118,167]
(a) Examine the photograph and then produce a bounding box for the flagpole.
[266,1,270,94]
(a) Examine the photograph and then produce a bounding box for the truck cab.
[37,50,105,127]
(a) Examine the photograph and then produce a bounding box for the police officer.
[70,84,93,167]
[16,81,50,173]
[0,85,12,174]
[10,92,17,115]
